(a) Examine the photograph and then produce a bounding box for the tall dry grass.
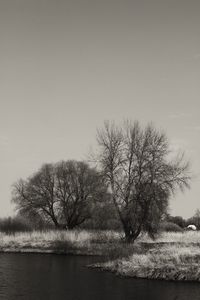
[1,229,200,249]
[139,231,200,244]
[95,231,200,281]
[0,229,122,252]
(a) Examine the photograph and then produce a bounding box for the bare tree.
[54,160,104,229]
[96,120,191,242]
[12,164,60,227]
[12,160,104,229]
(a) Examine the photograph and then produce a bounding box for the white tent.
[187,224,197,231]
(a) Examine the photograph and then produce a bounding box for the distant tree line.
[161,209,200,232]
[2,210,200,235]
[10,120,191,242]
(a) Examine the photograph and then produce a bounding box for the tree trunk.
[123,223,142,243]
[52,218,60,228]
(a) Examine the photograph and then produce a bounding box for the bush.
[167,216,186,228]
[0,217,32,234]
[81,202,122,230]
[160,221,183,232]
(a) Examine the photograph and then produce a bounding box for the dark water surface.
[0,253,200,300]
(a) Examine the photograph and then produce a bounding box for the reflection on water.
[0,253,200,300]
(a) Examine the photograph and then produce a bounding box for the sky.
[0,0,200,218]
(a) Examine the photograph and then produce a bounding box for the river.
[0,253,199,299]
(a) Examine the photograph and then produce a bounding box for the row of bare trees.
[12,120,191,242]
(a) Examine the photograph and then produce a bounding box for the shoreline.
[1,230,200,282]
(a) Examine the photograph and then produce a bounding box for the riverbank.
[1,230,200,281]
[92,231,200,282]
[0,230,140,258]
[93,243,200,282]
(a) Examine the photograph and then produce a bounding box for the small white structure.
[187,224,197,231]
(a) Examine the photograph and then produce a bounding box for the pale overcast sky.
[0,0,200,218]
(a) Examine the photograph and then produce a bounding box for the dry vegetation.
[97,243,200,281]
[0,230,136,257]
[139,231,200,244]
[93,231,200,281]
[0,229,120,248]
[1,230,200,281]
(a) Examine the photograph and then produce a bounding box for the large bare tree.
[96,120,191,242]
[12,160,104,229]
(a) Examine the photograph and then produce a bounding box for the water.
[0,253,200,300]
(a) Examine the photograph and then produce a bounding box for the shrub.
[0,217,32,234]
[160,221,183,232]
[81,202,122,230]
[166,216,186,228]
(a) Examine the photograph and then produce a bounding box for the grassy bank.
[93,231,200,282]
[1,230,200,281]
[0,230,140,258]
